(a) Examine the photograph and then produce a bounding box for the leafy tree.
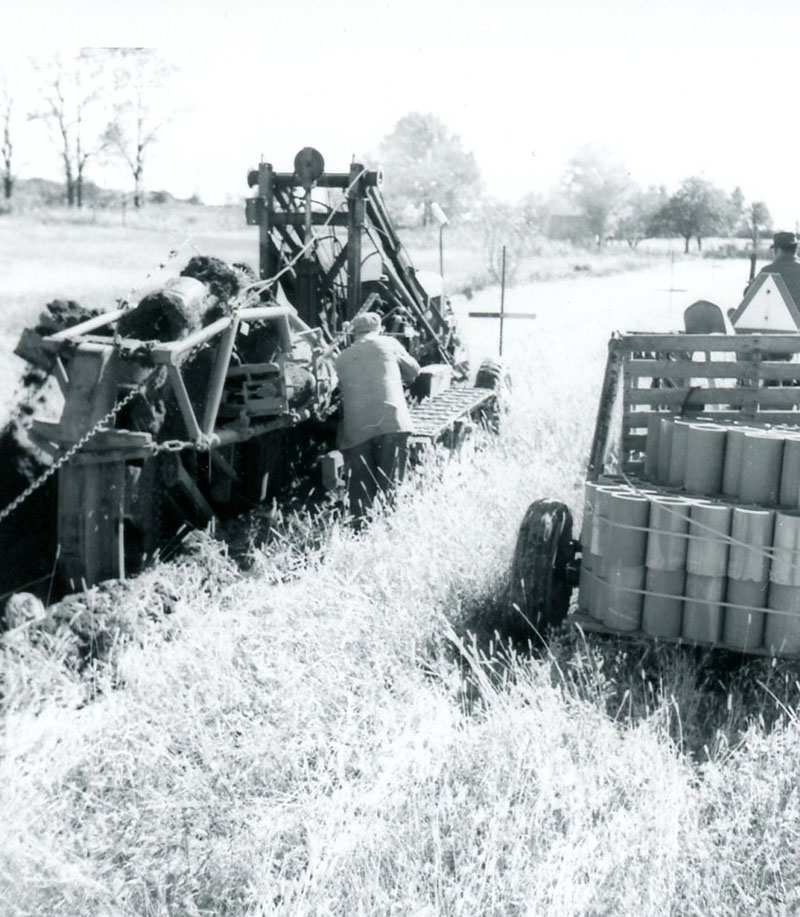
[378,113,481,225]
[655,176,729,253]
[744,200,772,246]
[726,186,746,237]
[30,50,108,207]
[562,144,632,246]
[480,199,531,284]
[613,185,669,248]
[101,49,177,208]
[518,191,549,236]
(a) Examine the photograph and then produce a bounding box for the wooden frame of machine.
[12,148,500,592]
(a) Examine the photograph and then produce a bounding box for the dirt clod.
[180,255,243,303]
[117,289,200,342]
[0,420,57,612]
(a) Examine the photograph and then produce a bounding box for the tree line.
[1,48,175,209]
[375,115,775,265]
[0,73,777,256]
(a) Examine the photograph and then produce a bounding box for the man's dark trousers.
[343,432,410,525]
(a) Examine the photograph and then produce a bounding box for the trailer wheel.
[504,499,574,640]
[474,358,511,433]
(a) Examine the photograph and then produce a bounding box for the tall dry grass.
[2,217,798,915]
[4,344,800,915]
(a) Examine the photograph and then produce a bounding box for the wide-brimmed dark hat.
[771,231,798,249]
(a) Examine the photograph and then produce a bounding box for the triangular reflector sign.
[731,272,800,332]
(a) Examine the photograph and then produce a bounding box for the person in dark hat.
[334,310,420,526]
[748,231,800,307]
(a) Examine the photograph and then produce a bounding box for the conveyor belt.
[409,386,495,440]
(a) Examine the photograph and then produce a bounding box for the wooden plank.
[229,397,286,414]
[269,170,381,190]
[52,357,69,393]
[626,387,800,408]
[619,414,796,433]
[174,462,214,521]
[150,317,232,366]
[757,365,800,381]
[346,163,365,320]
[270,212,349,228]
[321,243,349,291]
[226,363,281,378]
[652,411,800,425]
[202,322,238,436]
[46,307,128,341]
[618,332,800,353]
[167,365,203,441]
[621,434,647,451]
[626,359,751,379]
[257,162,274,281]
[587,340,624,481]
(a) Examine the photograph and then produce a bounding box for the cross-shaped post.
[467,246,537,355]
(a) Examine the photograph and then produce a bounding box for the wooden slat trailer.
[512,331,800,659]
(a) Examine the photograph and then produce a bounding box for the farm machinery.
[6,147,502,594]
[510,316,800,660]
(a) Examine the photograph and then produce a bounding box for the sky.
[3,0,800,226]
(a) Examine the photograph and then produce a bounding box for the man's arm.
[392,340,421,383]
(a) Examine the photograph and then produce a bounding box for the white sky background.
[3,0,800,226]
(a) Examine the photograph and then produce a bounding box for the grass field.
[2,208,798,916]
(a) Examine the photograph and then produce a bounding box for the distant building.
[544,200,592,243]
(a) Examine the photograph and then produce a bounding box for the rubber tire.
[475,357,511,392]
[474,358,511,434]
[505,499,574,640]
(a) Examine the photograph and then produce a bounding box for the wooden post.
[202,320,239,436]
[167,365,203,442]
[587,338,624,481]
[258,162,274,282]
[499,245,507,356]
[346,162,365,320]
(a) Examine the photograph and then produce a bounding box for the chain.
[0,367,162,526]
[153,439,191,454]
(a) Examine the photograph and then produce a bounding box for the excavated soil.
[0,258,301,622]
[0,418,57,610]
[180,255,244,303]
[116,289,202,342]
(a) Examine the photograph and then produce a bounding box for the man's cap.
[351,312,382,337]
[772,231,798,249]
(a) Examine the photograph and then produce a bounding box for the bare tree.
[102,49,176,208]
[1,83,12,200]
[30,50,106,207]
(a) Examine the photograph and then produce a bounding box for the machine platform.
[409,386,495,442]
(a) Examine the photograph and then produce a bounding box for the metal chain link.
[0,367,162,525]
[0,212,338,529]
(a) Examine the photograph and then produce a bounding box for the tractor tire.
[474,358,511,433]
[504,499,574,641]
[475,357,511,391]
